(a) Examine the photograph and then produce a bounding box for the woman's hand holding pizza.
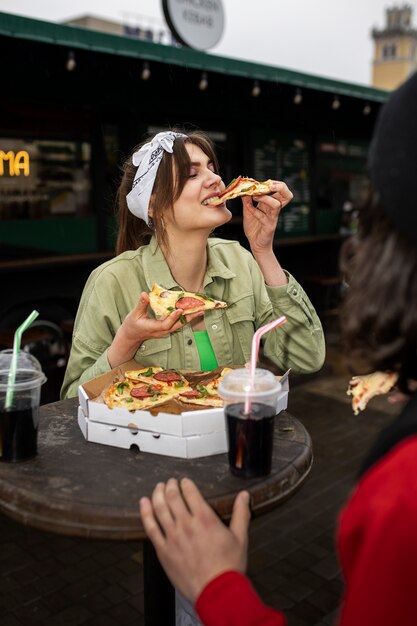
[107,292,202,368]
[242,180,293,256]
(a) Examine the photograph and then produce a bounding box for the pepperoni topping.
[219,175,242,197]
[130,386,154,399]
[154,370,183,382]
[179,389,203,399]
[130,384,162,398]
[175,297,203,311]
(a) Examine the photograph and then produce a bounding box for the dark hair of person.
[115,130,220,255]
[340,191,417,393]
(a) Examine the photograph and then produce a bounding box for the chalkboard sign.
[250,131,311,237]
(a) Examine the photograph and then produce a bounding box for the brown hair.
[340,192,417,392]
[115,130,220,255]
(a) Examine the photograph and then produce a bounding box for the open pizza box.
[77,360,289,459]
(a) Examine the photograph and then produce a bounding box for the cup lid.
[218,367,281,401]
[0,349,47,390]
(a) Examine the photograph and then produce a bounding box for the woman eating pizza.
[139,74,417,626]
[61,129,325,398]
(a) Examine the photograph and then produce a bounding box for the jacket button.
[187,339,193,345]
[212,324,218,330]
[140,344,146,351]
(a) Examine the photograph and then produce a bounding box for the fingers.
[271,181,293,207]
[229,490,251,545]
[150,482,176,532]
[180,477,214,518]
[165,478,191,519]
[139,496,166,549]
[134,292,150,317]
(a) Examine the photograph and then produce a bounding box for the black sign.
[252,131,311,237]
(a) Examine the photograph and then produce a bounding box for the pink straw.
[245,315,287,413]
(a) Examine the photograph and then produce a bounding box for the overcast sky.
[1,0,416,85]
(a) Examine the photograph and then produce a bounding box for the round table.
[0,397,313,624]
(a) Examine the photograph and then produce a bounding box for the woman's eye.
[189,169,198,178]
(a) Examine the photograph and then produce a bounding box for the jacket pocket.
[225,295,255,363]
[134,336,171,368]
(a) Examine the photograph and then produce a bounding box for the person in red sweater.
[139,71,417,626]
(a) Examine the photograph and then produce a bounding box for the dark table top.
[0,397,313,540]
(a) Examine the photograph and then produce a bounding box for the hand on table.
[139,478,251,604]
[108,292,203,368]
[242,181,293,255]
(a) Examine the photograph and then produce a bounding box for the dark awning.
[0,11,389,103]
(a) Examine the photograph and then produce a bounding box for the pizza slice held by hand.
[347,371,398,415]
[149,284,227,320]
[204,175,274,207]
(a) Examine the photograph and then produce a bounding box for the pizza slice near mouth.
[149,284,227,320]
[204,175,274,207]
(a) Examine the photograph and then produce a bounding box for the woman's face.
[168,144,231,232]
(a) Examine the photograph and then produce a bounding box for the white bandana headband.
[126,131,187,225]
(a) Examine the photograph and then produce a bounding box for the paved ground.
[0,348,400,625]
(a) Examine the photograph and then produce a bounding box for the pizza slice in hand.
[149,284,227,320]
[347,371,398,415]
[204,175,274,207]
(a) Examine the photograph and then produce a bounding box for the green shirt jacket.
[61,237,325,398]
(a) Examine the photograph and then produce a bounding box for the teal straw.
[5,310,39,410]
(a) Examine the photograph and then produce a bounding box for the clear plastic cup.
[218,368,281,478]
[0,349,47,462]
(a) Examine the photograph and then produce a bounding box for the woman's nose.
[205,170,222,186]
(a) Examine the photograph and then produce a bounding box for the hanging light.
[363,103,371,116]
[331,95,341,110]
[251,80,261,97]
[141,61,151,81]
[199,72,208,91]
[66,50,76,72]
[293,88,303,105]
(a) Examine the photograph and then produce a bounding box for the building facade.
[372,4,417,90]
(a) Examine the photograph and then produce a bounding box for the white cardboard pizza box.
[77,405,228,459]
[77,361,289,457]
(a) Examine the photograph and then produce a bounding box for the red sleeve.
[337,437,417,626]
[195,570,286,626]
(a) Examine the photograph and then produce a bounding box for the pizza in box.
[101,366,233,414]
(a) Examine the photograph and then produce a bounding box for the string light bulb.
[363,103,371,116]
[331,95,341,110]
[141,61,151,80]
[251,80,261,97]
[293,88,303,105]
[199,72,208,91]
[66,50,76,72]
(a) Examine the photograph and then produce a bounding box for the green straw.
[5,310,39,410]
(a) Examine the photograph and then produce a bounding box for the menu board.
[251,131,311,237]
